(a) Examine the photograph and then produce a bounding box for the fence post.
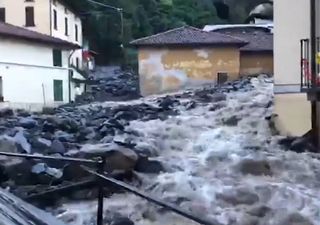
[96,157,105,225]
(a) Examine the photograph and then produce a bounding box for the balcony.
[300,38,320,92]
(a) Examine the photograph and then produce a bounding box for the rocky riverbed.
[0,75,318,225]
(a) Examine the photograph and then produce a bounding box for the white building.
[0,0,92,72]
[0,22,83,110]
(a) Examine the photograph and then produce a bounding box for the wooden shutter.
[25,7,35,27]
[53,80,63,102]
[53,9,57,30]
[0,8,5,22]
[65,17,68,35]
[75,24,78,41]
[53,49,62,67]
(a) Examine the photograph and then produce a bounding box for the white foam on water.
[57,77,320,225]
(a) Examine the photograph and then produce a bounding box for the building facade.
[0,0,84,70]
[273,0,311,136]
[0,22,82,110]
[131,26,247,96]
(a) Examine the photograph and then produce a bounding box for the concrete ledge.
[274,84,301,94]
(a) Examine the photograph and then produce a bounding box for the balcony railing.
[301,38,320,91]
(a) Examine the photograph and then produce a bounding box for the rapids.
[55,77,320,225]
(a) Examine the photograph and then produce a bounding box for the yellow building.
[131,26,248,96]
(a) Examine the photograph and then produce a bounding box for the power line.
[86,0,122,12]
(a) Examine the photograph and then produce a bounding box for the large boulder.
[237,159,272,176]
[0,108,14,117]
[134,157,164,174]
[14,130,31,153]
[76,143,138,172]
[19,117,38,129]
[216,187,259,205]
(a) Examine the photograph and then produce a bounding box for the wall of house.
[273,0,311,137]
[240,52,273,76]
[0,37,76,107]
[51,0,83,70]
[138,47,240,96]
[0,0,51,34]
[274,93,311,136]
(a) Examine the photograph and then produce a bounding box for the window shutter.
[53,80,63,102]
[0,8,5,22]
[25,7,35,27]
[75,24,78,42]
[53,9,57,30]
[53,49,62,67]
[65,17,68,35]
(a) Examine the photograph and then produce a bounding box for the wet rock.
[115,110,139,121]
[14,130,31,153]
[111,217,134,225]
[247,205,271,217]
[62,164,89,181]
[49,140,66,154]
[31,163,63,185]
[223,116,240,126]
[184,101,197,110]
[57,118,79,133]
[54,131,75,143]
[0,108,14,117]
[42,107,56,115]
[16,109,31,117]
[42,121,56,133]
[239,215,259,225]
[77,143,138,172]
[216,188,259,205]
[209,103,225,111]
[5,159,34,185]
[0,136,17,153]
[277,213,314,225]
[135,157,164,174]
[238,159,272,176]
[30,137,52,152]
[19,117,38,129]
[158,96,179,110]
[211,93,227,102]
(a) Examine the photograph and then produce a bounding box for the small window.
[75,24,78,42]
[217,72,228,85]
[25,0,34,2]
[53,80,63,102]
[53,9,57,30]
[25,7,35,27]
[53,49,62,67]
[65,17,68,35]
[0,8,5,22]
[76,57,79,69]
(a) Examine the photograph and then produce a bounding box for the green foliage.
[67,0,261,64]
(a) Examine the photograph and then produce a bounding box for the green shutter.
[53,80,63,101]
[53,49,62,67]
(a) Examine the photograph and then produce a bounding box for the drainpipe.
[68,50,76,103]
[310,0,318,148]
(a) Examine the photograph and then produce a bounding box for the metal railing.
[301,38,320,91]
[0,151,220,225]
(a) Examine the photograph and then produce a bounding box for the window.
[25,7,35,27]
[53,9,57,30]
[53,49,62,67]
[76,57,79,69]
[65,7,68,14]
[25,0,34,2]
[65,17,68,35]
[53,80,63,101]
[75,24,78,42]
[0,8,5,22]
[53,0,57,6]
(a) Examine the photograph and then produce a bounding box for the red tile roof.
[130,26,247,47]
[0,22,80,49]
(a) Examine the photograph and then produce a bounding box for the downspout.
[310,0,318,148]
[68,50,76,103]
[49,0,52,36]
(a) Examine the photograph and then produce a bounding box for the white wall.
[0,38,69,68]
[51,0,83,70]
[0,37,73,106]
[274,0,310,86]
[0,63,70,105]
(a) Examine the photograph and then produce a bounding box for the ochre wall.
[138,47,240,96]
[240,52,274,76]
[274,93,311,136]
